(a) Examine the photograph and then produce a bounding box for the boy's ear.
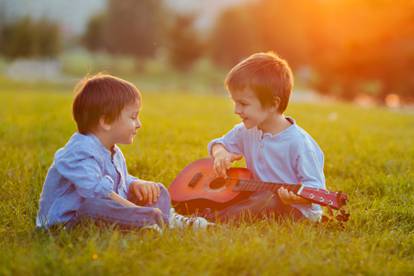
[98,115,112,131]
[271,96,281,112]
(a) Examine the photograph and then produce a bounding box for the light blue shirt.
[36,133,139,228]
[208,117,325,221]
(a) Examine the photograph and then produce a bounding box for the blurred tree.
[308,0,414,102]
[83,13,107,52]
[0,3,5,51]
[0,17,61,59]
[251,0,314,69]
[103,0,168,58]
[208,6,262,68]
[35,19,61,58]
[208,0,414,102]
[167,14,203,71]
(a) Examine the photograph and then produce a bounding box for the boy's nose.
[136,119,142,129]
[234,106,242,115]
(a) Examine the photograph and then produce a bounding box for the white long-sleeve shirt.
[208,117,326,221]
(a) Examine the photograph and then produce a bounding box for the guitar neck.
[233,178,348,210]
[233,179,301,193]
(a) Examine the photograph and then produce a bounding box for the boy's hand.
[277,187,311,205]
[211,144,242,177]
[128,180,161,205]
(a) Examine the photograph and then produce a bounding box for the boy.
[208,52,325,222]
[36,74,209,232]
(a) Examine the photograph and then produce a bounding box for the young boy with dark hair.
[37,74,209,232]
[208,52,326,222]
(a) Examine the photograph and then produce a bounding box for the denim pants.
[67,183,171,229]
[211,190,304,223]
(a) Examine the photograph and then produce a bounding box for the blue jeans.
[67,183,171,229]
[210,190,304,223]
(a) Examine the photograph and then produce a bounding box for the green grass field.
[1,79,413,275]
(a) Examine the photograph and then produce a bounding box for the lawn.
[0,79,413,275]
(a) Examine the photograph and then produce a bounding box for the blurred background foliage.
[0,0,413,103]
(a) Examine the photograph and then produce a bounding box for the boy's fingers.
[147,185,154,204]
[155,183,161,199]
[221,160,228,177]
[150,184,158,204]
[277,189,286,203]
[213,160,220,176]
[277,188,284,197]
[231,154,243,161]
[225,159,231,169]
[141,185,149,202]
[134,185,143,201]
[278,188,289,203]
[214,159,225,177]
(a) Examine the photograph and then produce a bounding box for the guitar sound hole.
[209,177,225,189]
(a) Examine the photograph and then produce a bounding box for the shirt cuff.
[207,139,225,156]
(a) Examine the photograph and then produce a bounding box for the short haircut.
[73,73,141,134]
[225,52,293,113]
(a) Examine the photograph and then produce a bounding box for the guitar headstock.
[297,186,348,210]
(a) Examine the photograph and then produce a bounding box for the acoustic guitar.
[169,158,349,221]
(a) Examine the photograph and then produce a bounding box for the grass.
[0,79,413,275]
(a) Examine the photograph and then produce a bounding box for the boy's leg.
[67,198,165,229]
[211,190,304,223]
[261,191,304,221]
[141,183,211,229]
[210,191,275,223]
[140,183,171,223]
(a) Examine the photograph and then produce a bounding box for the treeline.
[1,0,413,102]
[207,0,414,102]
[82,0,203,71]
[0,17,60,59]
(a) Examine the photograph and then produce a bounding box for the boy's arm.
[296,150,325,189]
[55,155,113,199]
[278,187,312,205]
[109,191,140,207]
[55,149,158,207]
[208,124,244,176]
[278,140,325,206]
[211,144,242,177]
[280,145,325,206]
[207,123,244,157]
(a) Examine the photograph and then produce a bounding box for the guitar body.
[169,158,349,220]
[169,158,254,214]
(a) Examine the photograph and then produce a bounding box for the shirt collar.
[259,116,297,139]
[86,133,119,159]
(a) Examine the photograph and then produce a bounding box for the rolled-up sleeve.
[55,151,113,198]
[208,123,244,156]
[126,174,141,189]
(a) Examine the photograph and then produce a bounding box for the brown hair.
[72,73,141,134]
[225,52,293,113]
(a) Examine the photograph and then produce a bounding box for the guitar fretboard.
[232,179,301,193]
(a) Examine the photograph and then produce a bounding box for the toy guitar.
[169,158,349,221]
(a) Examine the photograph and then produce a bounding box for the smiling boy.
[208,52,326,222]
[36,74,209,232]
